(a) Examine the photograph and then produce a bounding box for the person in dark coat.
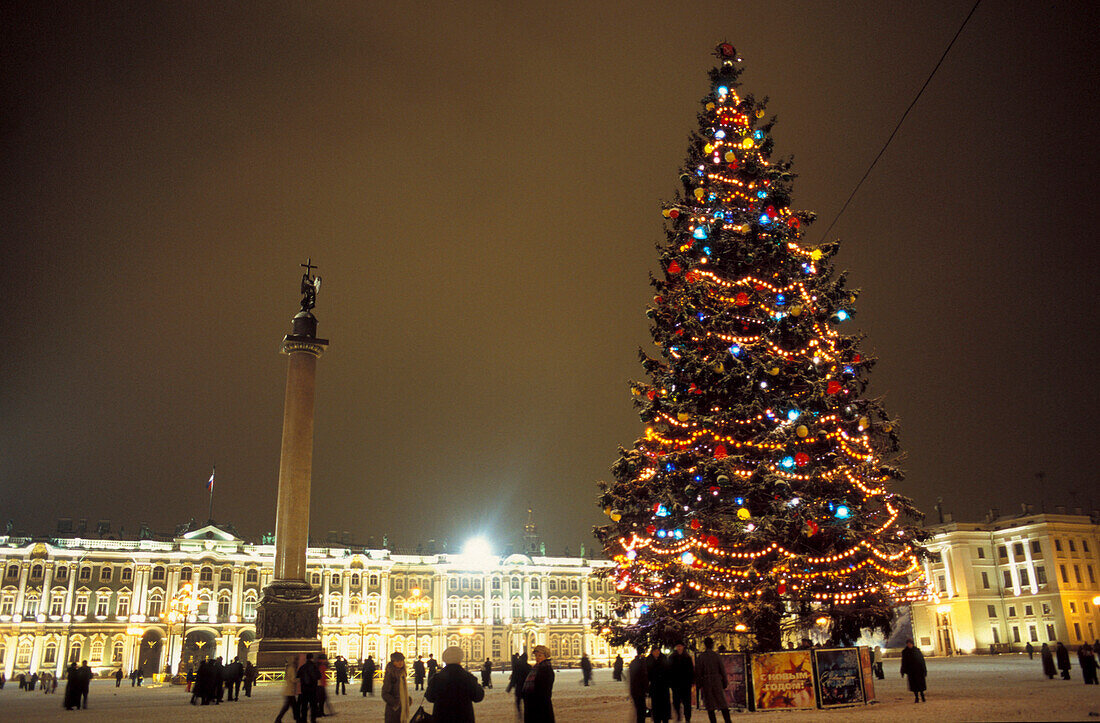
[413,656,427,691]
[334,655,349,695]
[627,647,649,723]
[669,642,694,722]
[1026,642,1034,659]
[243,660,257,697]
[1077,644,1098,684]
[360,655,377,696]
[580,654,593,686]
[297,652,322,722]
[62,662,81,710]
[481,657,494,688]
[1041,643,1057,679]
[647,646,672,723]
[694,637,731,723]
[899,639,927,702]
[114,668,123,687]
[381,652,411,723]
[77,660,92,709]
[1056,642,1072,680]
[521,644,554,723]
[506,651,532,719]
[612,653,624,682]
[425,645,485,722]
[426,653,440,683]
[224,657,243,701]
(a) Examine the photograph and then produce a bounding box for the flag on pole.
[207,467,215,491]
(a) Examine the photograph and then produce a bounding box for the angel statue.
[300,259,321,312]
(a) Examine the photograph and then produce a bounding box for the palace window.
[5,564,18,578]
[1070,540,1077,553]
[369,574,379,587]
[1055,539,1063,552]
[23,593,39,618]
[200,567,213,583]
[492,577,501,591]
[152,566,166,582]
[1020,568,1030,587]
[1075,565,1083,584]
[1002,571,1012,588]
[44,641,57,664]
[120,567,132,582]
[31,564,43,579]
[1042,602,1052,615]
[1025,604,1034,616]
[243,592,258,620]
[1032,540,1043,554]
[331,573,341,587]
[56,566,68,580]
[75,594,88,616]
[976,547,986,559]
[1047,624,1056,641]
[147,592,163,617]
[1013,542,1024,557]
[1036,567,1048,585]
[100,566,112,582]
[17,640,32,666]
[79,567,92,582]
[246,569,259,584]
[113,641,124,662]
[328,595,341,618]
[220,568,232,583]
[981,571,990,589]
[310,572,321,586]
[1071,601,1078,613]
[1060,565,1068,584]
[50,591,65,617]
[180,566,192,580]
[511,577,520,590]
[350,573,360,587]
[997,546,1007,560]
[91,640,104,662]
[95,594,109,617]
[0,594,13,615]
[1084,540,1091,553]
[218,595,230,619]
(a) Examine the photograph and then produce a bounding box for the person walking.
[1056,642,1072,680]
[1078,644,1099,685]
[506,651,532,720]
[77,659,92,709]
[580,654,593,687]
[334,655,349,695]
[669,642,694,723]
[62,662,81,710]
[1041,643,1057,678]
[425,645,485,721]
[274,655,302,723]
[647,646,672,723]
[382,652,412,723]
[694,637,731,723]
[413,656,427,691]
[360,655,377,697]
[243,660,257,698]
[899,639,927,703]
[427,653,439,684]
[114,668,123,687]
[225,656,244,701]
[613,653,624,682]
[521,644,554,723]
[318,653,336,716]
[627,646,650,723]
[481,657,494,689]
[1026,641,1034,659]
[297,652,323,722]
[130,668,139,687]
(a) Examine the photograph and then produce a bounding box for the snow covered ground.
[2,654,1099,721]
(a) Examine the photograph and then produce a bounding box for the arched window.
[5,564,19,579]
[367,594,380,618]
[243,591,258,620]
[219,568,232,583]
[331,573,341,587]
[369,574,379,587]
[180,566,192,580]
[147,591,164,617]
[116,593,130,617]
[31,564,43,579]
[200,567,213,583]
[151,566,166,582]
[23,592,40,618]
[510,599,521,619]
[17,639,32,667]
[347,635,360,661]
[217,594,231,619]
[310,572,321,586]
[90,639,104,662]
[44,640,57,664]
[326,638,339,659]
[350,573,360,587]
[449,599,460,619]
[112,640,124,662]
[246,568,259,584]
[328,595,341,618]
[366,635,380,658]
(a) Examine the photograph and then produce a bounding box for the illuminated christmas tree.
[596,43,927,651]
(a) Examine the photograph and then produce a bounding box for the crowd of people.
[1033,640,1100,683]
[185,655,258,704]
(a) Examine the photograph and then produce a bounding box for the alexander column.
[256,260,328,668]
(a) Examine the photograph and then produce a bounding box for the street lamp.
[162,583,200,676]
[403,588,431,658]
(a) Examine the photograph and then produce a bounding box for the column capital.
[282,335,328,357]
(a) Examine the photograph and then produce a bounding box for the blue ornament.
[693,226,708,240]
[787,409,800,421]
[734,497,745,505]
[702,247,711,255]
[714,130,726,139]
[657,529,667,538]
[714,210,725,219]
[836,310,849,321]
[781,456,795,469]
[639,603,650,614]
[759,214,770,224]
[656,504,670,517]
[673,529,684,540]
[695,169,704,177]
[753,129,764,140]
[717,86,729,96]
[835,505,851,520]
[729,344,742,357]
[843,366,855,375]
[776,294,786,305]
[697,312,705,320]
[756,190,767,199]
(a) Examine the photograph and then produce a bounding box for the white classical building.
[911,509,1100,655]
[0,523,631,678]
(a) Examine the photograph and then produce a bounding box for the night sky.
[3,2,1097,554]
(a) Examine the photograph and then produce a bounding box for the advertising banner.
[720,654,749,710]
[750,650,815,710]
[858,646,876,702]
[813,647,864,707]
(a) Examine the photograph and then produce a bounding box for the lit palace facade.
[0,524,630,678]
[911,510,1100,655]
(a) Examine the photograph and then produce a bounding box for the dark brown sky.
[2,2,1098,553]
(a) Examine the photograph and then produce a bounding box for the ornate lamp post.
[162,582,200,676]
[403,589,431,658]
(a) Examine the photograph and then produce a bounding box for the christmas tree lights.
[595,43,928,650]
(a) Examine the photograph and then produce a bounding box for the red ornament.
[765,205,777,219]
[794,453,810,467]
[706,535,720,547]
[690,519,701,530]
[727,159,739,170]
[646,389,657,400]
[735,292,750,306]
[646,525,657,535]
[675,328,684,336]
[777,583,787,595]
[853,354,862,363]
[667,260,681,275]
[653,503,661,513]
[708,486,719,493]
[653,295,663,304]
[668,209,680,219]
[717,43,736,59]
[826,380,842,395]
[787,217,801,228]
[684,271,699,283]
[803,520,819,537]
[713,445,728,459]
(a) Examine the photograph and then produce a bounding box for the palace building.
[0,518,631,678]
[911,508,1100,655]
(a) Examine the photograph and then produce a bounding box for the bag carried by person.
[410,705,433,723]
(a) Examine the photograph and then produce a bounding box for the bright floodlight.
[463,537,493,559]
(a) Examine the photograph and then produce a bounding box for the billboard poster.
[720,654,749,710]
[813,647,864,707]
[750,650,815,710]
[858,646,876,702]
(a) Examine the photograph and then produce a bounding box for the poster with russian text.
[813,648,864,707]
[858,646,875,701]
[750,650,815,710]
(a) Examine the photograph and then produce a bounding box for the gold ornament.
[724,151,736,162]
[858,416,870,431]
[704,143,714,154]
[767,366,780,376]
[677,412,690,422]
[741,137,755,149]
[706,102,716,111]
[810,249,823,261]
[737,508,751,520]
[755,108,765,118]
[694,187,706,200]
[796,425,809,438]
[789,304,803,316]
